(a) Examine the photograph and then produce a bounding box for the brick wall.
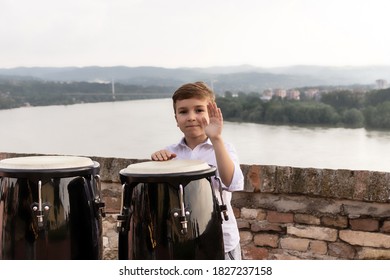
[235,165,390,259]
[1,153,390,260]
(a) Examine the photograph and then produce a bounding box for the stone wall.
[1,152,390,260]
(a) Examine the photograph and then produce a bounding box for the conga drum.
[0,155,105,260]
[117,160,224,260]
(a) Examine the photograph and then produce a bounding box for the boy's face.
[174,98,210,139]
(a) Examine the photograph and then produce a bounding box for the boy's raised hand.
[202,101,223,140]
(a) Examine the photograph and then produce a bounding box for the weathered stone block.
[328,242,356,259]
[308,240,328,255]
[294,213,321,225]
[357,248,390,260]
[287,225,338,241]
[339,230,390,248]
[241,207,266,220]
[239,231,253,245]
[251,221,284,233]
[280,237,309,251]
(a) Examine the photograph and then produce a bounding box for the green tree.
[364,101,390,129]
[342,108,364,128]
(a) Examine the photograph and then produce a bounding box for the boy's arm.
[211,137,235,187]
[203,102,235,187]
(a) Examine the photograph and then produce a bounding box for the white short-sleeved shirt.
[166,138,244,252]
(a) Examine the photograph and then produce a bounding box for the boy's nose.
[187,112,196,121]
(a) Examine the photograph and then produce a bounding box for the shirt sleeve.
[223,142,244,192]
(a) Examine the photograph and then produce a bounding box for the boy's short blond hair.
[172,81,215,112]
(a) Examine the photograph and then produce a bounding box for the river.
[1,98,390,172]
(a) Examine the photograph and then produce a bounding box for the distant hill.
[1,65,389,93]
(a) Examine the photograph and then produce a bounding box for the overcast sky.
[1,0,389,68]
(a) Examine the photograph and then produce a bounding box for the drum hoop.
[119,166,216,186]
[0,161,100,179]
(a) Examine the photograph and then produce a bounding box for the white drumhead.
[122,160,211,175]
[0,156,95,170]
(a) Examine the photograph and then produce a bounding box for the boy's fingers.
[207,102,216,116]
[200,116,209,127]
[151,151,163,161]
[151,150,176,161]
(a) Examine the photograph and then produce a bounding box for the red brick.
[254,233,279,248]
[321,215,348,228]
[241,245,269,260]
[349,218,379,232]
[381,221,390,233]
[267,211,294,223]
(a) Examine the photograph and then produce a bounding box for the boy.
[151,81,244,260]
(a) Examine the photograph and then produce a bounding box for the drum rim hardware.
[177,184,188,235]
[93,175,106,218]
[214,176,229,221]
[117,183,130,233]
[0,162,100,179]
[31,180,51,229]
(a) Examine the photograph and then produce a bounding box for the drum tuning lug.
[116,214,126,232]
[117,184,132,233]
[180,216,188,235]
[219,204,229,221]
[214,177,229,222]
[178,184,189,235]
[116,209,131,233]
[93,175,106,218]
[31,202,51,229]
[173,209,190,218]
[94,198,106,218]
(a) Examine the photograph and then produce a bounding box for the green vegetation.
[0,79,174,109]
[217,88,390,130]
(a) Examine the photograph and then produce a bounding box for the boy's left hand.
[202,102,223,140]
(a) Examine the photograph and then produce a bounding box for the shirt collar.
[178,137,212,147]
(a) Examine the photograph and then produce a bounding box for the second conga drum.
[117,160,224,260]
[0,155,105,260]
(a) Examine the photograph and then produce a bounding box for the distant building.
[261,89,273,101]
[304,88,319,99]
[376,79,388,89]
[286,89,300,100]
[273,88,287,99]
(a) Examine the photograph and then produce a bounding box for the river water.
[1,98,390,172]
